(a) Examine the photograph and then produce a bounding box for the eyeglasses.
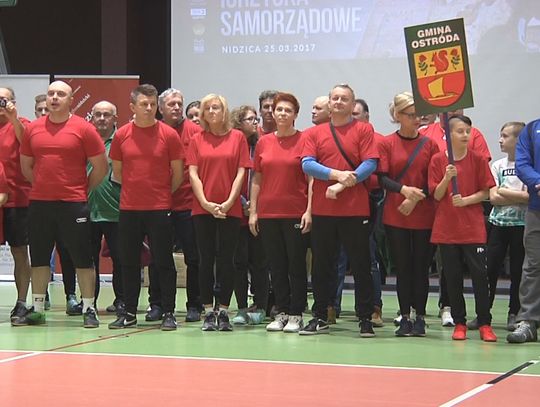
[93,112,114,119]
[399,112,419,119]
[242,116,259,123]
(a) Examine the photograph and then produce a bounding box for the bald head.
[92,100,117,115]
[91,100,117,139]
[46,81,74,121]
[311,96,330,125]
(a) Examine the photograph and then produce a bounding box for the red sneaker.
[452,324,467,340]
[479,325,497,342]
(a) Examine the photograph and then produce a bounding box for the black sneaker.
[395,317,413,337]
[299,318,329,335]
[83,307,99,328]
[185,307,201,322]
[10,302,27,322]
[360,319,376,338]
[202,312,217,331]
[66,295,83,316]
[217,310,233,331]
[161,312,177,331]
[145,305,163,322]
[108,312,137,329]
[411,317,426,337]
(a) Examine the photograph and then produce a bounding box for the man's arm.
[170,159,184,192]
[111,160,122,184]
[20,154,34,183]
[516,122,540,189]
[5,101,24,142]
[87,153,108,191]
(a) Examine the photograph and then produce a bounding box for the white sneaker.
[441,306,455,327]
[283,315,303,333]
[266,312,288,331]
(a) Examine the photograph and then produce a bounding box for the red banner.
[54,75,139,126]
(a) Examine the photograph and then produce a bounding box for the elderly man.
[144,87,203,323]
[17,81,108,328]
[88,101,123,315]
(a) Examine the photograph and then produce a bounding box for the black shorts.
[3,207,29,247]
[28,201,93,268]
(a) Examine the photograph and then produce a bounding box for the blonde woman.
[186,94,251,331]
[378,92,439,337]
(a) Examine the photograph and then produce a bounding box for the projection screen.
[172,0,540,160]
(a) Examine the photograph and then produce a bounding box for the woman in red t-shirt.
[249,92,312,333]
[186,94,252,332]
[378,92,439,337]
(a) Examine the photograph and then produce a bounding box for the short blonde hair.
[389,91,415,123]
[199,93,231,133]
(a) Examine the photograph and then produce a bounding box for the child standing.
[429,115,497,342]
[487,122,527,331]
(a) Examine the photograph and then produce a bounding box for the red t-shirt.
[185,129,252,218]
[379,133,439,229]
[428,150,495,244]
[171,119,200,211]
[0,162,8,243]
[254,131,308,218]
[419,123,491,162]
[0,118,31,207]
[302,120,378,217]
[20,115,105,202]
[110,121,184,211]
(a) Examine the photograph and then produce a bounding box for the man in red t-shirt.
[154,87,202,323]
[301,84,379,337]
[311,96,330,125]
[109,84,184,331]
[0,162,9,244]
[257,90,277,136]
[0,87,33,323]
[17,81,108,328]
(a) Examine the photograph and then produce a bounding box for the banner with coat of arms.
[404,18,474,115]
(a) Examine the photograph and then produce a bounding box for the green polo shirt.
[87,131,120,222]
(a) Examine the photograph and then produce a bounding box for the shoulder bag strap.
[330,122,357,170]
[395,136,429,182]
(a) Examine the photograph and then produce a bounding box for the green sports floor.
[0,281,539,406]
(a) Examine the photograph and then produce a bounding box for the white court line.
[0,348,503,376]
[1,349,539,381]
[439,384,493,407]
[439,359,540,406]
[0,351,42,364]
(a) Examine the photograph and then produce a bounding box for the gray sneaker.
[506,321,537,344]
[466,318,478,330]
[506,314,518,332]
[83,307,99,328]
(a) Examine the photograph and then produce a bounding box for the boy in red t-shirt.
[429,115,497,342]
